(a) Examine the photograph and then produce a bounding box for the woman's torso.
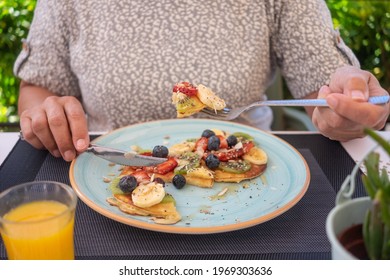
[68,0,275,130]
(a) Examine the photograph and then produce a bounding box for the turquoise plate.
[70,119,310,234]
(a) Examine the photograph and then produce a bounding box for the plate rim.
[69,119,310,234]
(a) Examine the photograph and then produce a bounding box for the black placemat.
[0,134,366,260]
[1,147,337,260]
[277,134,365,197]
[0,139,47,189]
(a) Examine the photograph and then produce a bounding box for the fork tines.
[201,107,230,118]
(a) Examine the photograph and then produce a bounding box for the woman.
[15,0,389,161]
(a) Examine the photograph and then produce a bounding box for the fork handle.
[259,95,389,107]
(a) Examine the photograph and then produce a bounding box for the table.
[0,131,387,260]
[0,133,19,165]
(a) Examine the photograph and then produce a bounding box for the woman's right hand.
[18,83,89,162]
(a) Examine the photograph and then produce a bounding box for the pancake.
[214,163,267,183]
[107,193,181,225]
[105,127,268,225]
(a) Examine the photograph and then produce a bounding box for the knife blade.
[85,144,167,166]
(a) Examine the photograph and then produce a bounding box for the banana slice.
[243,146,268,165]
[184,167,214,188]
[211,128,226,137]
[197,84,226,110]
[186,166,214,179]
[131,182,165,208]
[169,141,196,156]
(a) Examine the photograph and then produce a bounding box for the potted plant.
[326,128,390,260]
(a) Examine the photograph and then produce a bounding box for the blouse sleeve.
[13,0,81,98]
[270,0,360,98]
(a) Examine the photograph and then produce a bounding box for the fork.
[200,95,390,121]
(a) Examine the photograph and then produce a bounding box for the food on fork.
[172,82,226,118]
[106,128,268,225]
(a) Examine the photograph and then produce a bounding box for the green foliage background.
[0,0,389,127]
[327,0,390,91]
[0,0,35,125]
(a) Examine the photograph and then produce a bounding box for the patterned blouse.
[14,0,359,131]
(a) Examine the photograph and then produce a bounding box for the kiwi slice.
[232,132,254,141]
[174,152,201,174]
[175,94,206,117]
[218,160,251,174]
[108,175,124,194]
[179,151,200,161]
[161,193,176,205]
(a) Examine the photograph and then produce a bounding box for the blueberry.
[205,154,220,169]
[172,174,186,189]
[201,129,215,138]
[119,175,137,193]
[152,145,169,158]
[207,135,220,151]
[226,135,238,147]
[153,177,166,187]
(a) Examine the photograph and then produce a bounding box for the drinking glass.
[0,181,77,260]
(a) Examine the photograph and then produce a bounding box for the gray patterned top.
[14,0,359,131]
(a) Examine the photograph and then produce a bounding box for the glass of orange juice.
[0,181,77,260]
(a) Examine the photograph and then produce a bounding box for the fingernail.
[52,149,61,157]
[64,150,75,162]
[351,90,365,100]
[76,139,87,150]
[319,85,328,94]
[327,96,338,108]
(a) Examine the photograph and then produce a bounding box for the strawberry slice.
[210,149,244,162]
[242,141,254,153]
[173,82,198,97]
[195,137,208,152]
[155,157,178,174]
[195,135,234,152]
[132,170,151,183]
[203,141,254,162]
[217,135,228,149]
[143,157,178,175]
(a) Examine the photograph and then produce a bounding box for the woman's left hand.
[312,65,390,141]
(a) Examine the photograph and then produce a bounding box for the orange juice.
[1,200,75,260]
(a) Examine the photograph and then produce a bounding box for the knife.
[85,144,167,166]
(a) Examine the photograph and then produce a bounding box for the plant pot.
[326,196,370,260]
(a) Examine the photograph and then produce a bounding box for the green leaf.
[382,225,390,259]
[362,152,381,198]
[363,198,384,260]
[364,128,390,156]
